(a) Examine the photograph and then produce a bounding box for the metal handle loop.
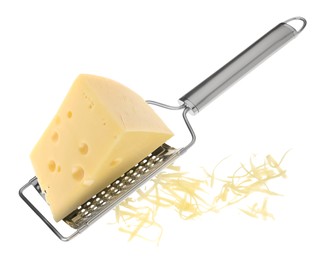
[284,17,307,34]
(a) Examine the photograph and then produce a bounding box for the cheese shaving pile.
[113,152,288,243]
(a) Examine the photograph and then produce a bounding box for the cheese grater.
[19,17,306,241]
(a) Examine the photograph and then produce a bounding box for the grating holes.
[61,145,178,228]
[81,209,85,213]
[86,202,91,206]
[96,198,100,201]
[77,206,82,210]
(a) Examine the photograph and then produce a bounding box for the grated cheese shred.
[113,152,288,243]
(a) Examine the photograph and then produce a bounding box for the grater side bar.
[19,177,81,241]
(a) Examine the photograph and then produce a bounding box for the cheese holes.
[48,160,56,172]
[78,143,88,155]
[51,131,59,142]
[72,166,84,181]
[67,111,73,118]
[110,158,122,168]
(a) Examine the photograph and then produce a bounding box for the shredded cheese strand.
[113,152,288,243]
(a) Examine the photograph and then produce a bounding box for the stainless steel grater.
[19,17,306,241]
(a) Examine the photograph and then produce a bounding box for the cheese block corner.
[30,74,173,222]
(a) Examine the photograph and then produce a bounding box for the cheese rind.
[30,74,173,221]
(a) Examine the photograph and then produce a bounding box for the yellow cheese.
[30,74,173,222]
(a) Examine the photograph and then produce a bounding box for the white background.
[1,0,324,259]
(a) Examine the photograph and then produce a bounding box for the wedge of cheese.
[30,74,173,222]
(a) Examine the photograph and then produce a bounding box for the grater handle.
[179,17,307,114]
